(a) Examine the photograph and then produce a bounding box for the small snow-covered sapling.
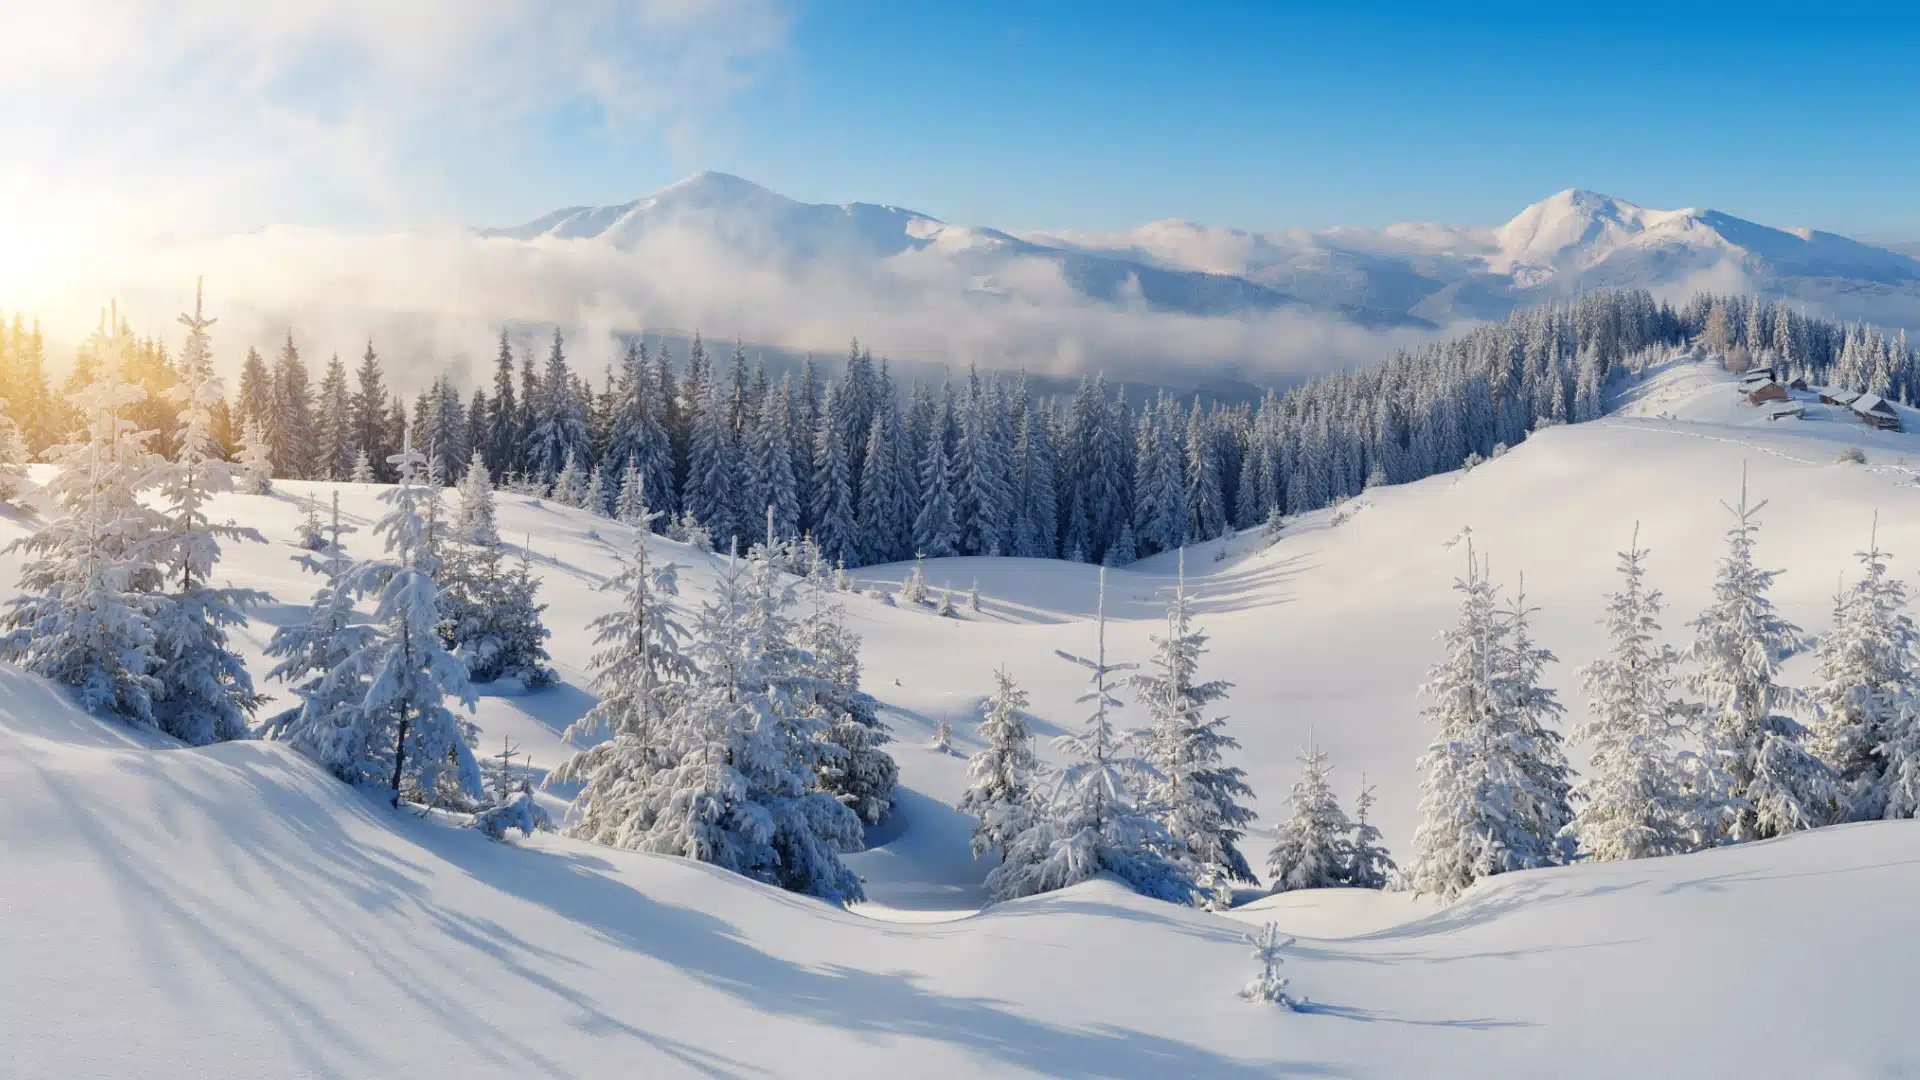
[1238,922,1299,1009]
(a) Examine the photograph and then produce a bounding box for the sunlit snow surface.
[2,354,1917,1077]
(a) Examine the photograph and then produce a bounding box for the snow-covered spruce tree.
[1569,528,1699,860]
[259,492,378,758]
[1237,922,1298,1008]
[1262,505,1285,545]
[914,427,959,558]
[607,549,866,901]
[1266,737,1357,892]
[793,578,898,826]
[314,439,483,806]
[810,386,858,568]
[149,287,271,745]
[899,555,930,606]
[0,408,27,503]
[439,530,555,688]
[585,462,611,517]
[297,494,326,551]
[1,362,168,722]
[1409,549,1575,901]
[1130,550,1256,895]
[350,447,375,484]
[552,449,587,509]
[1810,519,1919,822]
[1346,776,1397,890]
[960,667,1040,861]
[548,529,694,841]
[1687,473,1838,841]
[452,449,497,546]
[614,461,651,526]
[238,417,274,494]
[988,567,1191,904]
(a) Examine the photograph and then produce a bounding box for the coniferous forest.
[3,290,1910,571]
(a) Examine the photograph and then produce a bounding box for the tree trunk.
[390,714,410,809]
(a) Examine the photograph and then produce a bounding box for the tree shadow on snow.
[18,725,1349,1080]
[1294,1001,1535,1030]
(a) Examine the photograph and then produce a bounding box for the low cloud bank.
[19,226,1446,394]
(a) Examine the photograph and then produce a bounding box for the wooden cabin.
[1766,404,1805,422]
[1821,388,1862,407]
[1788,376,1809,391]
[1747,381,1789,406]
[1850,393,1902,432]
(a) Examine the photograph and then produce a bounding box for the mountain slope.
[7,355,1920,1076]
[1036,188,1920,326]
[484,171,1308,320]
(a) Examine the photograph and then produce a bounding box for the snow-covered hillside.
[5,355,1920,1076]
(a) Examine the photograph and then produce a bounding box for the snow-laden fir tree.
[440,528,555,687]
[0,407,27,503]
[238,417,274,494]
[350,447,375,484]
[1410,548,1575,901]
[988,567,1192,904]
[959,667,1040,861]
[810,385,858,567]
[452,450,498,546]
[584,462,611,517]
[1809,518,1919,821]
[148,286,271,745]
[1262,505,1285,546]
[614,461,652,527]
[792,574,898,826]
[549,529,694,842]
[1569,527,1700,860]
[552,449,587,509]
[1266,737,1358,892]
[297,494,327,551]
[597,549,866,901]
[259,492,376,753]
[899,555,930,606]
[1130,549,1256,896]
[1,357,168,722]
[1687,473,1838,841]
[914,427,959,558]
[1237,922,1298,1008]
[274,437,483,807]
[1346,775,1397,890]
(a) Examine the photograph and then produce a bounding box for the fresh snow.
[4,353,1920,1075]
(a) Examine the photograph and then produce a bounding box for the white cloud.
[0,1,791,233]
[14,224,1438,397]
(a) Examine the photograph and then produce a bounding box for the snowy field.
[4,355,1919,1078]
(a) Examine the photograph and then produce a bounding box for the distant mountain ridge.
[484,174,1920,332]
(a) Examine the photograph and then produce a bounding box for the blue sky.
[518,2,1920,235]
[5,2,1919,238]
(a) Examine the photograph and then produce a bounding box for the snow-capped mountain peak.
[1491,188,1699,276]
[478,174,1920,332]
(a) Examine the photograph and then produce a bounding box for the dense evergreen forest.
[0,290,1911,567]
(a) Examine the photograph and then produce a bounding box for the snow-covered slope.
[6,650,1917,1079]
[5,355,1920,1076]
